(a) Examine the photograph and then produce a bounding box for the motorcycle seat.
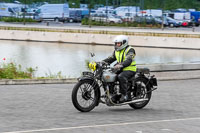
[128,76,135,82]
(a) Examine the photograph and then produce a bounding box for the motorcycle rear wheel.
[71,79,99,112]
[129,77,152,109]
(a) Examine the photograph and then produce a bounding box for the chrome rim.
[135,81,148,105]
[77,83,95,108]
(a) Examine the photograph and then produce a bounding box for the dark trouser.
[118,71,136,95]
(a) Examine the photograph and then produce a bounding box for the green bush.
[0,62,37,79]
[81,18,88,25]
[0,17,37,23]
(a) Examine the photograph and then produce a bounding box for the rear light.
[182,22,188,26]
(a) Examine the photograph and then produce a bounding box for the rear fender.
[136,75,156,89]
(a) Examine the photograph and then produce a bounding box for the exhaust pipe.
[117,98,149,106]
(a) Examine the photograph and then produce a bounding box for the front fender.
[78,75,94,81]
[78,76,101,106]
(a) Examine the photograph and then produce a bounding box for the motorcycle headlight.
[89,62,97,71]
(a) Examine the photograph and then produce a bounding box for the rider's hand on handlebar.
[114,64,123,70]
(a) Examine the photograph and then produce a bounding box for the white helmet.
[113,35,129,51]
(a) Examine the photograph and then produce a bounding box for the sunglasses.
[115,42,122,45]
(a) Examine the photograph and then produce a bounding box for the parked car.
[68,9,82,22]
[175,19,195,27]
[165,16,181,27]
[90,13,122,24]
[134,16,154,24]
[134,16,168,26]
[154,16,168,26]
[181,21,189,27]
[181,18,200,27]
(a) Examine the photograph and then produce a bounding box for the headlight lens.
[89,62,97,71]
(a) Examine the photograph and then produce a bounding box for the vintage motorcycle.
[71,61,157,112]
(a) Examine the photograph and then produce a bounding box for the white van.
[0,3,23,17]
[173,12,191,20]
[37,3,69,22]
[115,6,140,17]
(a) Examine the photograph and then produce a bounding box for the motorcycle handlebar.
[96,62,119,73]
[97,61,108,67]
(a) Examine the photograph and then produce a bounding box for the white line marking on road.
[161,129,173,131]
[3,117,200,133]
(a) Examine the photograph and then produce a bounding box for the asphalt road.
[1,21,200,33]
[0,79,200,133]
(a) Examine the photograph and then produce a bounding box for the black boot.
[119,94,128,103]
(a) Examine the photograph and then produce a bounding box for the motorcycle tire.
[71,79,99,112]
[129,77,152,109]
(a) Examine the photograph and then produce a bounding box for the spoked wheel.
[71,80,99,112]
[129,77,152,109]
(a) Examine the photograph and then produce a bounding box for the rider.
[102,35,137,102]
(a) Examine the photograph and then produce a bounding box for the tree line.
[1,0,200,10]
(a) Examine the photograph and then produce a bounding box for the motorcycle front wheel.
[71,79,99,112]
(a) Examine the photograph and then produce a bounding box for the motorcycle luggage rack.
[137,68,150,74]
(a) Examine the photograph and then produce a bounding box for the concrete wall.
[0,29,200,49]
[138,63,200,72]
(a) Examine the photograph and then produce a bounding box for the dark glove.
[114,64,123,70]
